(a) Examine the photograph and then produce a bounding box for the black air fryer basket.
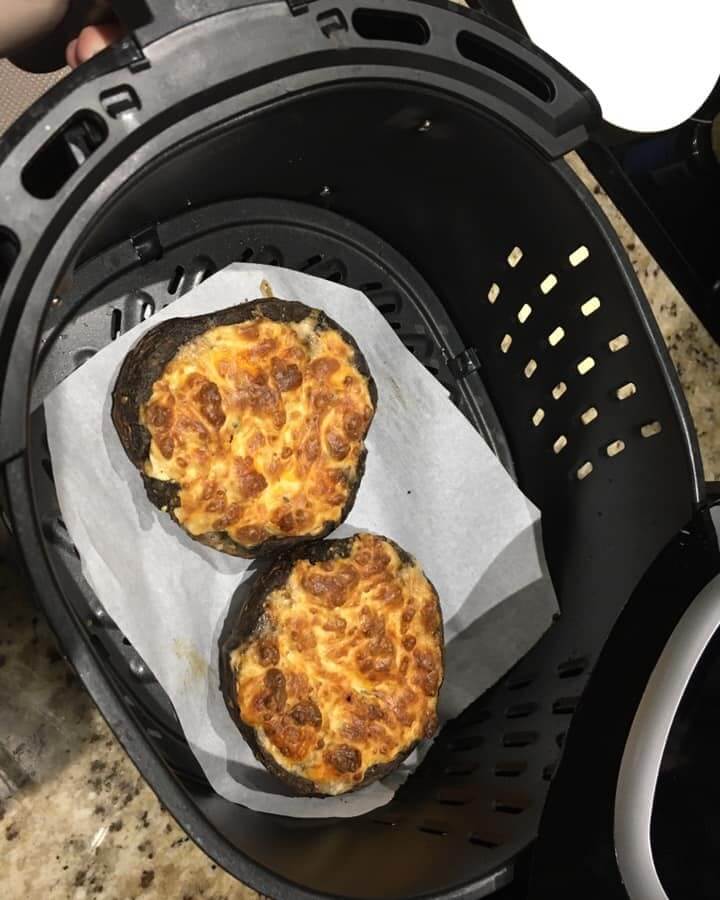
[0,1,715,897]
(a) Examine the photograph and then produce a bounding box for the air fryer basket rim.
[0,2,710,898]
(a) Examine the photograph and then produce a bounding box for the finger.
[74,23,125,66]
[65,37,79,69]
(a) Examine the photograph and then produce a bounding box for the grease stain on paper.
[173,639,208,689]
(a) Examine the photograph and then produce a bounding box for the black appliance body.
[0,2,717,898]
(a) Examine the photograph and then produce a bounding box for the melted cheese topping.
[231,534,443,795]
[140,313,373,548]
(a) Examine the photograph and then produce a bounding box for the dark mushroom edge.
[111,299,377,557]
[219,533,444,796]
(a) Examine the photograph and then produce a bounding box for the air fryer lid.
[0,1,710,897]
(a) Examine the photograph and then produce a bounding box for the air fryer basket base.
[32,197,514,775]
[26,182,697,897]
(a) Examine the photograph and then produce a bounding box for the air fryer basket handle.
[111,0,284,44]
[118,0,600,153]
[7,0,601,161]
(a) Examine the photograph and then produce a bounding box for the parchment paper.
[45,264,557,817]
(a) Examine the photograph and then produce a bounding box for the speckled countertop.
[1,151,719,898]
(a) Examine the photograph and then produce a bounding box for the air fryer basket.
[0,1,708,897]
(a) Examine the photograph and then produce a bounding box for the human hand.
[1,1,126,74]
[65,22,125,68]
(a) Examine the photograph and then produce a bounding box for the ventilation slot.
[507,246,523,267]
[609,334,630,353]
[517,303,532,323]
[580,407,598,425]
[503,731,537,748]
[576,461,593,480]
[548,327,565,346]
[532,408,544,427]
[110,308,122,340]
[418,823,449,836]
[300,254,322,271]
[524,359,537,379]
[167,266,184,295]
[353,8,429,44]
[506,702,537,719]
[301,257,347,283]
[22,111,107,199]
[616,382,636,400]
[435,791,471,807]
[552,697,579,715]
[552,382,567,400]
[507,676,534,691]
[488,282,500,303]
[448,735,484,752]
[100,85,141,118]
[569,245,590,266]
[500,334,512,353]
[375,299,398,315]
[469,834,500,849]
[0,228,19,295]
[581,296,600,317]
[540,274,557,294]
[42,516,78,558]
[495,761,527,777]
[606,439,625,457]
[494,801,525,815]
[577,356,595,375]
[73,348,96,368]
[41,456,54,484]
[641,421,662,438]
[444,762,479,777]
[181,255,216,294]
[553,435,567,454]
[460,708,491,727]
[558,657,587,679]
[457,31,555,102]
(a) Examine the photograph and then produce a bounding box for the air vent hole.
[641,421,662,438]
[507,246,523,267]
[110,308,122,340]
[540,274,557,294]
[576,461,593,480]
[569,245,590,266]
[616,382,637,400]
[167,266,184,295]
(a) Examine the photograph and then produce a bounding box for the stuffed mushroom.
[112,299,376,557]
[219,533,444,796]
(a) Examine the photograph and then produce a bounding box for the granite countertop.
[2,155,719,899]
